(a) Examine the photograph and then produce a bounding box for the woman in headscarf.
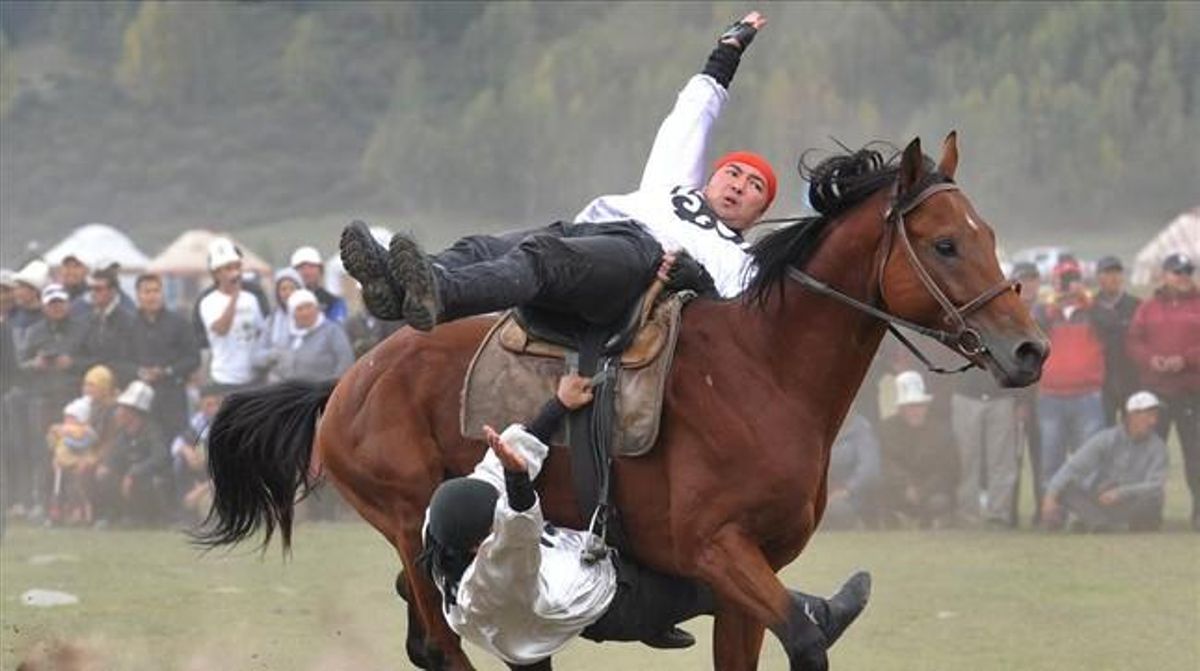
[257,289,354,383]
[253,268,304,382]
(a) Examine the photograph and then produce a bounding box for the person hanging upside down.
[342,11,777,331]
[417,373,871,669]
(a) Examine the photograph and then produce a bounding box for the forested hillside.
[1,1,1196,262]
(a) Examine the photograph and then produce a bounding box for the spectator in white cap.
[190,237,270,349]
[13,283,88,517]
[877,371,960,528]
[1041,391,1168,532]
[9,260,50,344]
[290,245,346,322]
[197,238,266,388]
[1,269,16,321]
[255,288,353,383]
[94,380,170,525]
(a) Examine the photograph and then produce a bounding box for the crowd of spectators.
[1,239,1195,535]
[1,238,359,529]
[826,252,1198,533]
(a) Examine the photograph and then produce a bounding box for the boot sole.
[340,221,404,321]
[388,234,440,332]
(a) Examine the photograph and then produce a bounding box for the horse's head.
[878,132,1048,387]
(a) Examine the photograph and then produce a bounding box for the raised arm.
[638,11,766,192]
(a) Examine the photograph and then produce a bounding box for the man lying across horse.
[341,10,775,330]
[419,373,871,670]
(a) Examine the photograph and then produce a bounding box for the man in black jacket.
[78,267,138,385]
[1090,256,1141,422]
[130,274,201,438]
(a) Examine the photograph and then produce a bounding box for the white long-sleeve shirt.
[436,424,618,666]
[574,74,753,298]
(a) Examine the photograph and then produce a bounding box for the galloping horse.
[200,133,1047,670]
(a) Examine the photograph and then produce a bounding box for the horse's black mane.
[744,143,935,305]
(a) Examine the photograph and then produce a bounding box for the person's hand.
[656,253,677,282]
[556,374,594,410]
[719,11,767,50]
[1164,355,1185,372]
[1150,355,1168,372]
[484,424,527,473]
[121,474,134,499]
[54,354,72,370]
[1098,489,1121,506]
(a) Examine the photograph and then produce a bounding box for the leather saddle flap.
[461,291,692,457]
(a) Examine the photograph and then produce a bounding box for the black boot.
[640,626,696,650]
[389,233,539,331]
[340,220,405,320]
[790,570,871,647]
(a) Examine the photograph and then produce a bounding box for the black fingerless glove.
[702,43,743,90]
[505,469,536,513]
[718,20,758,52]
[666,252,719,298]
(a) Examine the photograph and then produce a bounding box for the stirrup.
[581,503,610,565]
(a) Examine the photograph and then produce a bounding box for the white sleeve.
[638,74,729,192]
[459,498,545,614]
[198,293,227,331]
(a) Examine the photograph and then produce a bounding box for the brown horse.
[200,133,1047,670]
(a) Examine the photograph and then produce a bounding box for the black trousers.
[1153,391,1200,521]
[433,221,665,327]
[581,553,714,643]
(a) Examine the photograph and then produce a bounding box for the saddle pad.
[460,293,691,457]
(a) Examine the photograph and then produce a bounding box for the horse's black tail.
[192,379,337,553]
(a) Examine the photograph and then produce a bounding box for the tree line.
[1,1,1195,261]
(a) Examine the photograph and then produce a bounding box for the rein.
[786,179,1017,375]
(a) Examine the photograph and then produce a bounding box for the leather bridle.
[786,178,1017,374]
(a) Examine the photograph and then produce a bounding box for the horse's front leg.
[695,525,829,671]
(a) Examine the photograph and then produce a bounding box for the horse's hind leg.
[696,525,828,671]
[396,571,436,669]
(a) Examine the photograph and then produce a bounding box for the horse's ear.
[938,130,959,180]
[897,137,925,195]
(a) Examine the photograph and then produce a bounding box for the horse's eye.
[934,238,957,257]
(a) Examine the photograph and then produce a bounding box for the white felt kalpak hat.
[116,380,155,413]
[207,237,243,271]
[895,370,934,407]
[1125,391,1160,413]
[290,246,323,267]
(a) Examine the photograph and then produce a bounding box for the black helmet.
[427,477,498,555]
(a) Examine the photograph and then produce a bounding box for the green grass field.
[3,521,1197,670]
[3,443,1199,670]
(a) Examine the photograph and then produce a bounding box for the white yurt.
[1132,208,1200,287]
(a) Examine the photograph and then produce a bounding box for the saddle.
[460,284,693,535]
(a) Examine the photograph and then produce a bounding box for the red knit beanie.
[713,151,777,208]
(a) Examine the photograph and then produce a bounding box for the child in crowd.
[47,396,100,524]
[171,385,223,521]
